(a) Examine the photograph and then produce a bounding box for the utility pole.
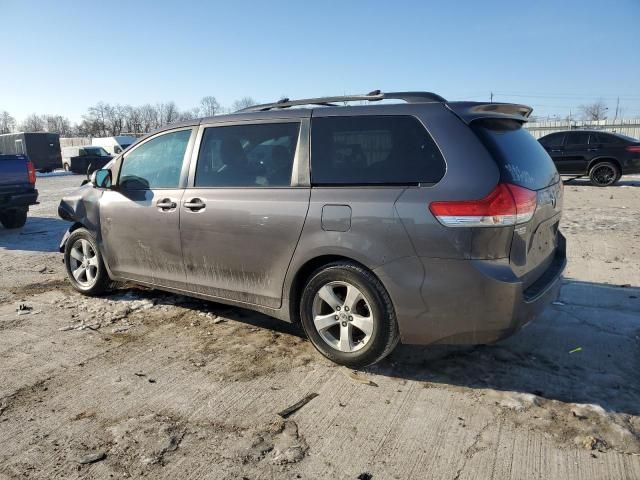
[614,97,620,122]
[490,91,494,103]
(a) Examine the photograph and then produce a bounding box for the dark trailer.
[0,132,61,172]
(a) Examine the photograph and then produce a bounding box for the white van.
[91,136,136,155]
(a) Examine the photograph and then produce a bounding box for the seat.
[268,145,292,185]
[218,137,254,186]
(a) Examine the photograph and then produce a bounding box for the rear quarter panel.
[395,104,502,259]
[282,187,420,314]
[289,187,415,268]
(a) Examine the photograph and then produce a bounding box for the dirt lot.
[0,173,639,480]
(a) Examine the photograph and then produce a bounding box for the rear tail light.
[429,183,537,227]
[625,145,640,153]
[26,160,37,185]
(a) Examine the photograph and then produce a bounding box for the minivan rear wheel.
[299,262,399,368]
[64,228,111,295]
[589,161,619,186]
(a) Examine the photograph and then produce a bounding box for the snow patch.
[36,170,76,177]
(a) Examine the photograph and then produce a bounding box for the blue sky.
[2,0,639,123]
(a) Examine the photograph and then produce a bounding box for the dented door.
[100,188,186,289]
[99,127,195,289]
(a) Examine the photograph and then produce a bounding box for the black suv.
[538,130,640,186]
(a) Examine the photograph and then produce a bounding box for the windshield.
[84,147,110,156]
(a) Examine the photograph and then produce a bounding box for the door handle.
[156,198,177,210]
[184,198,206,211]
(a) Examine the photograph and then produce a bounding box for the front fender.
[587,156,620,173]
[58,223,84,253]
[57,183,104,251]
[59,228,71,253]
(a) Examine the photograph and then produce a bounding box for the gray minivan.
[58,91,566,367]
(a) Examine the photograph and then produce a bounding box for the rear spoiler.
[446,102,533,124]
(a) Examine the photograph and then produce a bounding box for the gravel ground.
[0,173,639,480]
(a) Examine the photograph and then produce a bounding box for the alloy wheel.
[592,165,616,186]
[68,239,99,287]
[311,281,374,353]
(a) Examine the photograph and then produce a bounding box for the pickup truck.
[61,146,112,174]
[0,154,38,229]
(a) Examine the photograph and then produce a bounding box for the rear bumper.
[379,233,566,345]
[622,157,640,175]
[0,189,39,210]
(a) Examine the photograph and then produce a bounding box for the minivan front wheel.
[300,262,399,367]
[589,161,619,186]
[64,228,110,295]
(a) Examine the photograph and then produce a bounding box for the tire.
[299,261,400,368]
[0,209,28,229]
[64,228,111,295]
[589,161,619,187]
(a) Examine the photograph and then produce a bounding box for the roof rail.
[236,90,447,112]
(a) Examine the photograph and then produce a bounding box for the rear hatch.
[472,118,563,288]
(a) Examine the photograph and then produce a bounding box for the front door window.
[119,129,192,190]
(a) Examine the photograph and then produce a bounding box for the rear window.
[473,119,559,190]
[592,133,630,144]
[614,133,639,143]
[311,115,445,185]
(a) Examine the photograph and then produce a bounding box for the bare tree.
[0,111,16,134]
[155,103,167,127]
[200,96,220,117]
[12,95,260,138]
[177,107,200,122]
[20,114,45,132]
[75,118,101,137]
[163,101,179,125]
[231,97,257,112]
[44,115,72,135]
[139,104,158,132]
[123,105,143,135]
[85,102,110,136]
[579,99,608,121]
[104,104,127,136]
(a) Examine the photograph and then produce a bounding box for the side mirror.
[93,169,113,189]
[82,170,97,186]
